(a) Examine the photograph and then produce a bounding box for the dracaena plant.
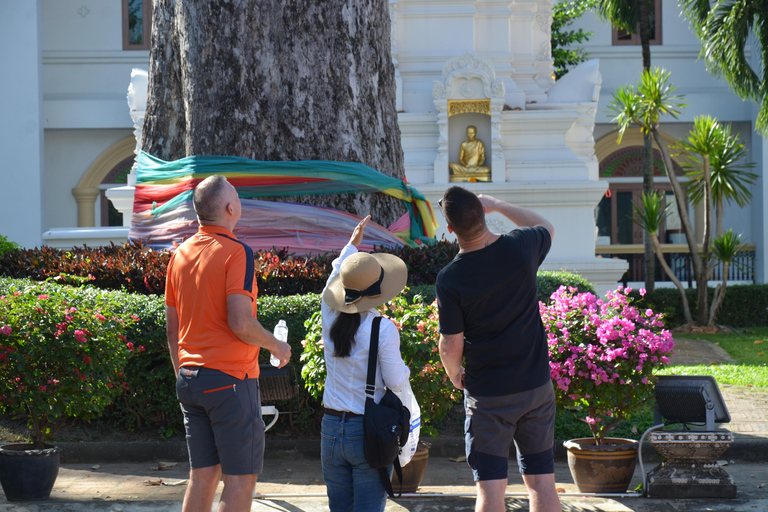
[541,285,675,445]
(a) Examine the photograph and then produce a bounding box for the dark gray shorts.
[176,366,265,475]
[464,382,556,481]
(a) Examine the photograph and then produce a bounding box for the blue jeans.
[321,414,388,512]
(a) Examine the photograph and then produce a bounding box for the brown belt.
[324,408,362,418]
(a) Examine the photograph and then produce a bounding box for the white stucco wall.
[0,2,44,248]
[43,129,133,230]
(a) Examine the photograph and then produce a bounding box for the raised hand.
[350,215,371,247]
[477,194,498,214]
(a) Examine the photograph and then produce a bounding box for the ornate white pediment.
[433,53,505,100]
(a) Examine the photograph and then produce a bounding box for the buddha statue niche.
[449,125,491,182]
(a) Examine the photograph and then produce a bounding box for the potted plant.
[0,282,137,501]
[540,285,675,493]
[300,289,457,491]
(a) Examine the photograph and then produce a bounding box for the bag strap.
[379,458,404,498]
[366,316,404,498]
[365,316,383,404]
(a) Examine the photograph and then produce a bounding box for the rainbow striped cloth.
[129,151,438,254]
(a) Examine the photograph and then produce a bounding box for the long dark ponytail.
[330,312,361,358]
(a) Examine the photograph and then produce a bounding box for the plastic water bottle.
[271,320,288,367]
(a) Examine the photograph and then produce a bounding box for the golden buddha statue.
[449,125,491,182]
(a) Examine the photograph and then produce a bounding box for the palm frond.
[631,191,666,235]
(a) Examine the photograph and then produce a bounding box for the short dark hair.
[440,186,485,238]
[193,175,229,222]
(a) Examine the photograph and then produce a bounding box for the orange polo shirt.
[165,225,260,379]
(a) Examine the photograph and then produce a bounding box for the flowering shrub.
[541,286,675,445]
[300,290,457,437]
[0,282,138,448]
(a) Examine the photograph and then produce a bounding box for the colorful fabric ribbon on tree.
[129,151,438,254]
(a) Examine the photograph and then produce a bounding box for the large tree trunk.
[143,0,406,226]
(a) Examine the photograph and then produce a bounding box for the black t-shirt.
[436,226,552,397]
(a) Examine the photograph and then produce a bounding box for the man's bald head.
[193,175,231,224]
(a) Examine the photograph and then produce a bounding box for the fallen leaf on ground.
[152,461,178,471]
[759,483,766,488]
[91,464,101,471]
[448,455,467,463]
[144,479,164,486]
[163,479,189,486]
[755,340,764,345]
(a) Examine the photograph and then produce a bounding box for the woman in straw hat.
[320,215,410,512]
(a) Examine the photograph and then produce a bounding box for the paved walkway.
[2,336,768,511]
[2,457,767,511]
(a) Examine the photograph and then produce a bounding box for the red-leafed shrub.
[0,240,462,296]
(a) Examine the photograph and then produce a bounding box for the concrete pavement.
[1,456,767,511]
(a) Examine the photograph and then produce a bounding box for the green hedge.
[0,278,321,438]
[632,284,768,328]
[4,273,766,441]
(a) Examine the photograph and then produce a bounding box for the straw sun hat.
[323,252,408,314]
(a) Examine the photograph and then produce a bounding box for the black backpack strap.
[366,316,404,498]
[365,316,383,405]
[379,458,404,498]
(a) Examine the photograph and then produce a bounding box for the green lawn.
[658,326,768,388]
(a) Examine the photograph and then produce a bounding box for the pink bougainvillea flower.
[543,285,674,444]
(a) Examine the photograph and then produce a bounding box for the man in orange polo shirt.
[165,175,291,512]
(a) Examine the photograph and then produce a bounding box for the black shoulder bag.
[363,316,411,498]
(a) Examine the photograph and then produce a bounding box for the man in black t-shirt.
[436,186,561,512]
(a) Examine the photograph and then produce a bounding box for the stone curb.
[56,436,768,464]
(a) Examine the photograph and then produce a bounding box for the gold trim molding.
[448,99,491,117]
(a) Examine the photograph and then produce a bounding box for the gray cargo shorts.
[176,366,265,475]
[464,382,556,481]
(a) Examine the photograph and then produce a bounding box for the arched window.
[595,130,688,246]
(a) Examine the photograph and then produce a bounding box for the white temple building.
[1,0,765,293]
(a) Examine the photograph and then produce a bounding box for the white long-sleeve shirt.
[321,243,410,414]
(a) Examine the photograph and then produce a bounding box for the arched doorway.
[594,129,690,246]
[72,137,136,227]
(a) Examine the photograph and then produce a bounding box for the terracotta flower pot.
[391,441,430,493]
[0,443,61,501]
[563,437,638,494]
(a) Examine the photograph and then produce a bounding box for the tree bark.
[639,0,654,292]
[143,0,406,226]
[652,128,709,325]
[698,154,713,325]
[642,135,655,292]
[651,234,693,325]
